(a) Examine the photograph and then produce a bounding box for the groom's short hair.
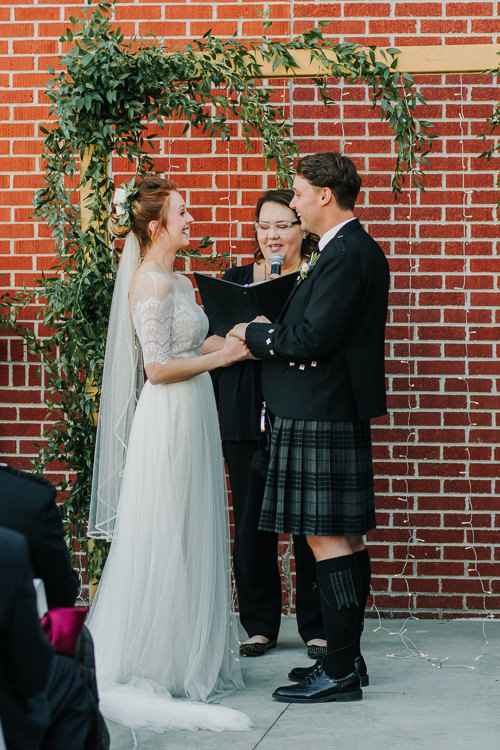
[296,152,362,211]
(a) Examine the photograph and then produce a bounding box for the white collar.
[318,217,356,251]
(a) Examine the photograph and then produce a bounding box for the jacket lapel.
[276,219,362,321]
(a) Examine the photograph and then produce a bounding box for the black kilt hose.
[244,218,390,539]
[260,417,376,536]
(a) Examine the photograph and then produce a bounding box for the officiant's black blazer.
[245,219,390,421]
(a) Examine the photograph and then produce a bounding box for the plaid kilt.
[259,417,376,536]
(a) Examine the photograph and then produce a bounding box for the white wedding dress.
[87,268,250,732]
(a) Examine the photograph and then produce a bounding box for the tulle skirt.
[87,373,250,732]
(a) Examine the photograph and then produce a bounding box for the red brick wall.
[1,0,499,617]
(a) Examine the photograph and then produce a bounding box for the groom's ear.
[319,187,333,206]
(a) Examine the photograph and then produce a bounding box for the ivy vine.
[479,56,500,204]
[2,0,437,582]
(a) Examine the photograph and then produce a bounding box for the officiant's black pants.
[223,440,324,642]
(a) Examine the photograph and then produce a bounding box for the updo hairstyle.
[253,188,317,263]
[108,177,178,250]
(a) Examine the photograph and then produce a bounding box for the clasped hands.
[204,316,270,364]
[229,315,270,344]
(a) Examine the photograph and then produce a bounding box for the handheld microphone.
[269,253,284,276]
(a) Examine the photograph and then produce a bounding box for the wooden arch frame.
[256,43,500,77]
[80,43,500,226]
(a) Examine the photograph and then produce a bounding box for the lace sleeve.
[130,273,175,366]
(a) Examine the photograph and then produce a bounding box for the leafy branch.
[478,55,500,204]
[255,27,436,194]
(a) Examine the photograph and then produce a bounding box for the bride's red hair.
[109,177,178,250]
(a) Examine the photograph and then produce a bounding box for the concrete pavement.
[106,616,500,749]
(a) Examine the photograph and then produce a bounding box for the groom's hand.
[229,316,270,342]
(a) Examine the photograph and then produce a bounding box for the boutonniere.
[299,251,321,281]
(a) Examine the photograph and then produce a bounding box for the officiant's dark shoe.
[273,665,362,703]
[288,656,369,687]
[239,639,277,657]
[306,643,327,660]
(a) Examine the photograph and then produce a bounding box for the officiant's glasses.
[254,221,301,234]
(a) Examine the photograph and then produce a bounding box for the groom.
[230,152,389,703]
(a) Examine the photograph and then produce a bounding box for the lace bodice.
[130,270,208,366]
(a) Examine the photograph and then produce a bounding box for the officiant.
[203,189,326,659]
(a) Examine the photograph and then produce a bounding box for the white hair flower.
[112,180,139,228]
[113,188,127,207]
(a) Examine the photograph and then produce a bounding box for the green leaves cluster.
[478,55,500,203]
[2,0,436,580]
[260,27,435,193]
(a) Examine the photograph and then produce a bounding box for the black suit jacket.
[0,526,54,750]
[0,465,79,610]
[245,219,389,421]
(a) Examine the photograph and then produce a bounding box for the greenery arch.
[4,0,439,581]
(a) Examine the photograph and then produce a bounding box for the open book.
[194,271,297,337]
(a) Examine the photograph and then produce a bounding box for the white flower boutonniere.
[299,250,320,281]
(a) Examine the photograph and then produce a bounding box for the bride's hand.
[228,323,248,341]
[221,334,252,365]
[202,334,225,354]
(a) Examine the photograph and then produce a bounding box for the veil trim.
[88,232,143,541]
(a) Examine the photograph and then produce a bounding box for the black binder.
[194,270,298,337]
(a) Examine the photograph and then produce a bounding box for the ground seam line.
[252,704,291,749]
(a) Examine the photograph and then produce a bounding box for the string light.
[279,0,296,613]
[456,77,497,662]
[370,80,450,666]
[339,79,348,153]
[374,78,499,671]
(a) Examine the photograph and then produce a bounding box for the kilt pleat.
[259,417,376,536]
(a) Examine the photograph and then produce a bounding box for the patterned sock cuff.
[328,568,359,609]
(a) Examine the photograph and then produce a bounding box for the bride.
[87,177,251,732]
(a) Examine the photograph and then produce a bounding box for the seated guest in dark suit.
[231,152,390,703]
[0,526,92,750]
[0,464,110,749]
[0,463,79,609]
[205,189,326,659]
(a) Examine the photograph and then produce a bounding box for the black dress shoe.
[239,639,277,657]
[354,655,369,686]
[288,655,369,687]
[288,659,321,682]
[273,665,362,703]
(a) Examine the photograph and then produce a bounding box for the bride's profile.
[87,176,251,732]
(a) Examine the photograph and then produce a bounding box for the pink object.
[41,607,88,655]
